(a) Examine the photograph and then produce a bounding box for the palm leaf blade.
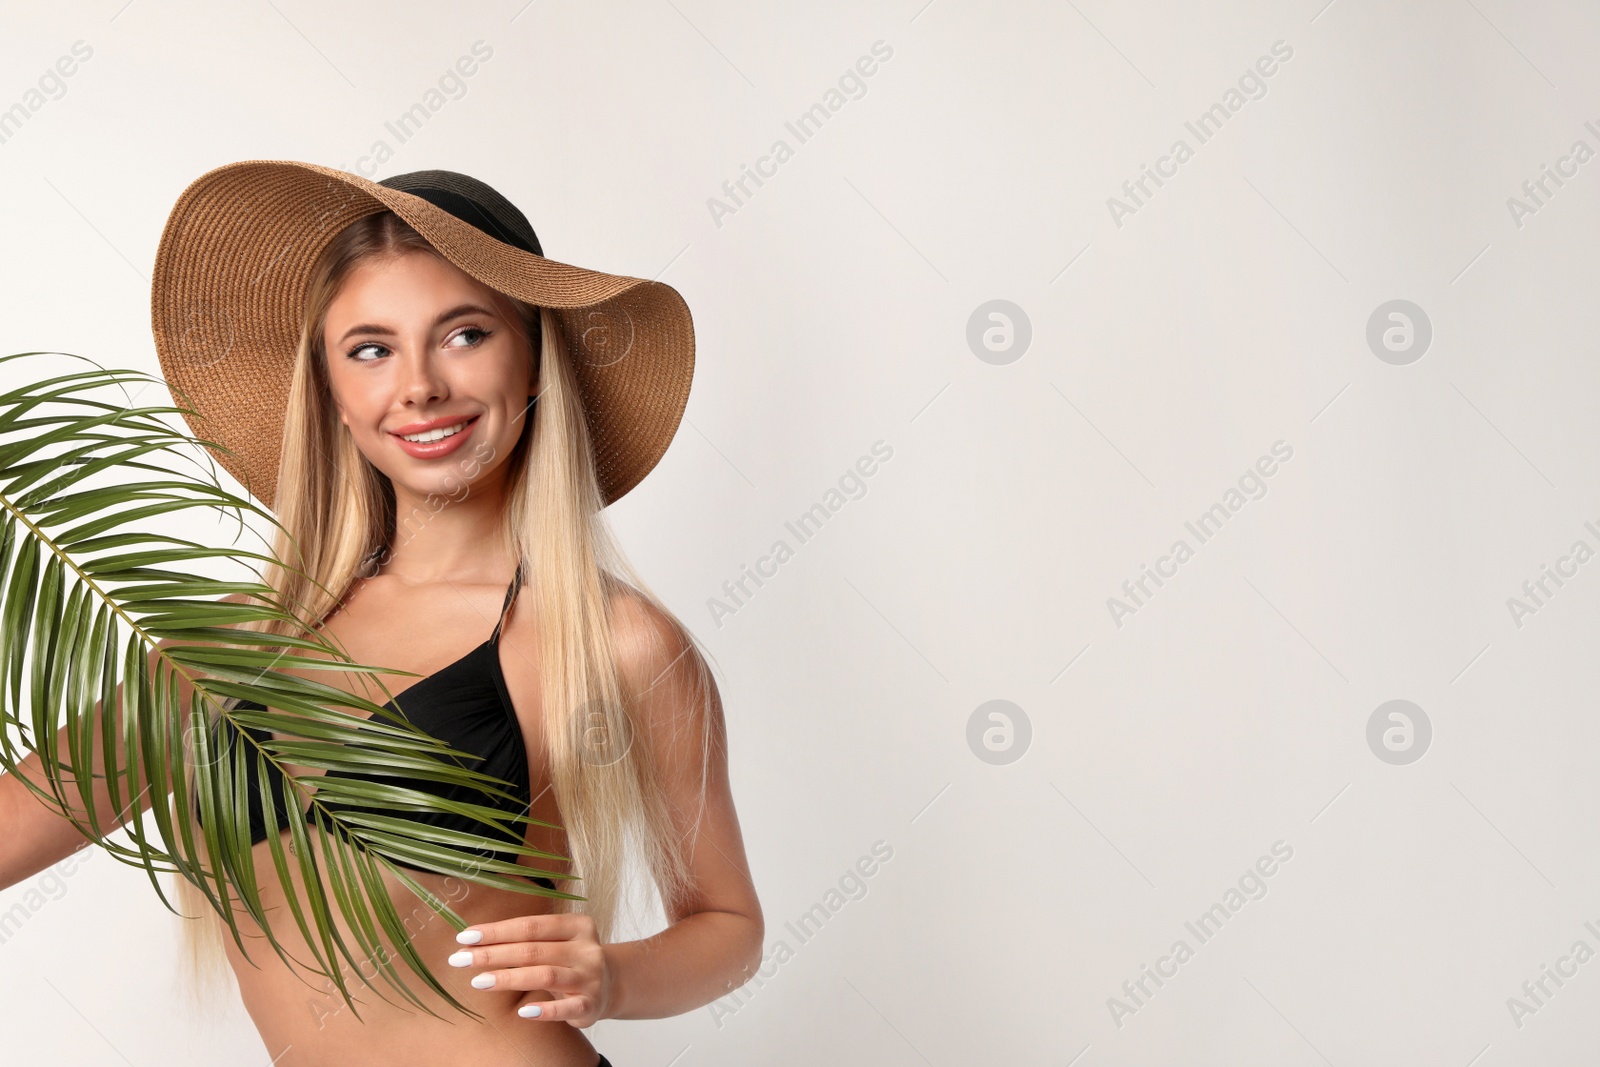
[0,353,578,1018]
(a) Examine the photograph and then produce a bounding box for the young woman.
[0,162,762,1066]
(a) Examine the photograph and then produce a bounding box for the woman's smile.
[390,413,482,459]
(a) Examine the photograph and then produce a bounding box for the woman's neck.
[378,477,515,584]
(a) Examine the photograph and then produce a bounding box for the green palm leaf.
[0,351,577,1022]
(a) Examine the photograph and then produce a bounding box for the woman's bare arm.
[596,595,765,1019]
[463,593,764,1021]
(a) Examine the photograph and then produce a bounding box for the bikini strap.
[490,562,524,645]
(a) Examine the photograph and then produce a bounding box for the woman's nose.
[397,347,447,405]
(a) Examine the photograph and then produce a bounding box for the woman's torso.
[211,572,600,1067]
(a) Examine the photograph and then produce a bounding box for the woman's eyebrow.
[336,302,499,345]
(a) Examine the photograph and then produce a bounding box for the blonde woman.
[0,161,763,1066]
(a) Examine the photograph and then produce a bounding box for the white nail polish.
[447,950,474,968]
[456,929,483,945]
[518,1004,542,1018]
[471,973,497,990]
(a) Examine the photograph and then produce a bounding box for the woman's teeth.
[400,421,470,443]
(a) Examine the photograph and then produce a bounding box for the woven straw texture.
[150,159,694,509]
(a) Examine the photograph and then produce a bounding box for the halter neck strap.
[490,562,524,644]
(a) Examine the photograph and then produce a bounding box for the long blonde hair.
[170,209,720,1006]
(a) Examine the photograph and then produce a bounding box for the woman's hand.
[447,913,617,1026]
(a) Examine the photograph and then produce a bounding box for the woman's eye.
[449,326,491,348]
[344,327,487,361]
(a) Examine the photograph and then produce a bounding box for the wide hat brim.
[150,159,694,510]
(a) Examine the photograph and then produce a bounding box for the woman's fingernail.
[447,950,474,968]
[456,929,483,945]
[471,973,497,990]
[518,1004,543,1018]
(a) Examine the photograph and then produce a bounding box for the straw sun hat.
[150,159,695,509]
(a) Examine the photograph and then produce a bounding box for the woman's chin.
[384,462,509,509]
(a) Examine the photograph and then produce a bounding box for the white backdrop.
[2,0,1598,1063]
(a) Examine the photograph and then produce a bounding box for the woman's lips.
[391,415,480,460]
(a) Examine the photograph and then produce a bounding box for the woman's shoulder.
[607,589,687,661]
[605,589,717,710]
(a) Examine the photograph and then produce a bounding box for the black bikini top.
[195,568,553,889]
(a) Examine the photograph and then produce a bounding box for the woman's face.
[321,249,535,503]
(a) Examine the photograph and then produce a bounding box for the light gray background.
[1,0,1595,1064]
